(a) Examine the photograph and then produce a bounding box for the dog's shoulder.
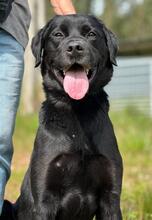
[92,89,110,114]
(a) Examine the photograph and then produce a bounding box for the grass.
[110,108,152,220]
[5,108,152,220]
[5,113,38,200]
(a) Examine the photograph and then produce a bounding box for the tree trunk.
[22,0,46,114]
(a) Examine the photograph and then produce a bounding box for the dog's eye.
[87,31,96,38]
[54,32,64,37]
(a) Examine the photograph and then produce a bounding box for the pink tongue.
[63,70,89,100]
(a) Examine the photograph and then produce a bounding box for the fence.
[105,57,152,116]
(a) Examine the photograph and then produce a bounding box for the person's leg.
[0,29,24,214]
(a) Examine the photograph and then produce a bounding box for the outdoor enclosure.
[106,57,152,116]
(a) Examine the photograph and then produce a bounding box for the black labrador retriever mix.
[1,15,123,220]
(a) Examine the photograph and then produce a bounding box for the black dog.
[2,15,123,220]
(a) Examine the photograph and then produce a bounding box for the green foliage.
[73,0,92,14]
[101,0,152,40]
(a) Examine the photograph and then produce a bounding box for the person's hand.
[51,0,76,15]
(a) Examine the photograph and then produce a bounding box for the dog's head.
[32,15,118,101]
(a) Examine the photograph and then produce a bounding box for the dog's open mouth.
[55,63,95,100]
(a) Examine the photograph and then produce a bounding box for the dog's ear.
[102,26,118,66]
[31,18,53,67]
[31,26,46,67]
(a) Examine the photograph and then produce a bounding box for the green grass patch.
[110,108,152,220]
[13,113,38,152]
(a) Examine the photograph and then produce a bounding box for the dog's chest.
[44,105,102,154]
[45,153,108,220]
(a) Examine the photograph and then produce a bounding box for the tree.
[102,0,117,28]
[22,0,46,114]
[73,0,92,14]
[101,0,152,40]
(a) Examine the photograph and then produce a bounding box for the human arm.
[50,0,76,15]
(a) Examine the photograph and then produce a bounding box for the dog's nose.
[66,41,84,55]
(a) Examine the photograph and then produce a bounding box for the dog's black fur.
[2,15,123,220]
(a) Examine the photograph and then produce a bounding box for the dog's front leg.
[34,194,59,220]
[96,191,122,220]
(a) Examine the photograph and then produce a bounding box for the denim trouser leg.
[0,29,24,214]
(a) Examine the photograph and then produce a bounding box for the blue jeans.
[0,29,24,214]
